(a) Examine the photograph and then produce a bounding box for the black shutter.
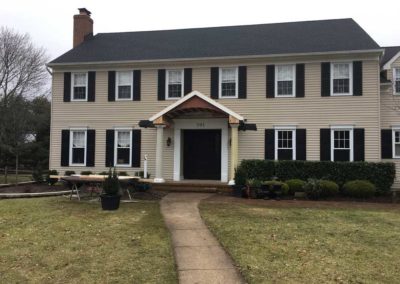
[353,61,363,96]
[86,130,95,166]
[108,71,116,101]
[158,69,166,101]
[238,66,247,99]
[381,129,393,159]
[63,73,71,102]
[210,67,219,99]
[133,70,141,101]
[61,130,70,166]
[353,128,365,161]
[184,68,192,95]
[320,128,331,161]
[132,130,141,167]
[264,129,275,159]
[296,129,306,160]
[321,62,331,97]
[88,71,96,102]
[296,64,305,98]
[266,65,275,98]
[105,130,115,167]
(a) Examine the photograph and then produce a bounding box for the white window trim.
[166,69,184,100]
[392,128,400,158]
[69,129,87,166]
[274,126,296,160]
[71,72,88,101]
[274,64,296,98]
[330,62,353,96]
[219,67,239,99]
[115,71,133,101]
[330,126,354,162]
[114,129,132,167]
[393,68,400,96]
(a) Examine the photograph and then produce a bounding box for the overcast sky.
[1,0,400,61]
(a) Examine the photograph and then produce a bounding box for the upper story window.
[331,63,352,96]
[394,68,400,95]
[115,130,132,166]
[275,128,296,160]
[275,65,296,97]
[219,67,238,98]
[331,127,353,161]
[116,71,133,100]
[71,73,88,101]
[70,130,86,166]
[166,70,184,99]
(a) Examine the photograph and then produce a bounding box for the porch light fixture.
[166,137,172,147]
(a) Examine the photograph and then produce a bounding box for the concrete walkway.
[160,193,244,284]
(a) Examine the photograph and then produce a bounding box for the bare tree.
[0,27,49,183]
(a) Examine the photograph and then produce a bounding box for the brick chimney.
[73,8,93,48]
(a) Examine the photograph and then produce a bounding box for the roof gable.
[381,46,400,69]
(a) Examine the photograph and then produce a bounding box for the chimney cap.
[78,8,91,16]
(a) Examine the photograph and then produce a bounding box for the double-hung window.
[275,65,296,97]
[219,67,238,98]
[392,129,400,158]
[70,130,87,166]
[166,70,184,99]
[115,130,132,166]
[394,68,400,95]
[331,128,353,161]
[71,73,88,101]
[275,128,296,160]
[116,71,133,100]
[331,63,352,96]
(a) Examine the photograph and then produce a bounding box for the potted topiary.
[100,168,121,210]
[232,167,247,197]
[46,170,59,186]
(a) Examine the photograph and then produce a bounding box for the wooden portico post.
[154,117,166,183]
[229,116,240,185]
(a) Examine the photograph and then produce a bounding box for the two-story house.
[48,8,399,187]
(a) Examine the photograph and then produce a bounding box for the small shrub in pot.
[343,180,376,198]
[65,170,75,176]
[46,170,59,185]
[80,171,93,176]
[286,179,306,195]
[100,168,121,210]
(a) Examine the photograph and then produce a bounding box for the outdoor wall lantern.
[166,137,172,147]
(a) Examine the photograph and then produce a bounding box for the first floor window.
[220,67,238,98]
[72,73,87,100]
[166,70,183,99]
[70,130,86,165]
[115,130,131,166]
[331,128,353,161]
[393,130,400,158]
[275,129,296,160]
[395,68,400,94]
[276,65,295,97]
[116,71,133,100]
[331,63,352,95]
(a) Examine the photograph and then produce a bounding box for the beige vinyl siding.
[50,55,381,180]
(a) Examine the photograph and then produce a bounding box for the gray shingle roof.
[50,18,381,65]
[381,46,400,67]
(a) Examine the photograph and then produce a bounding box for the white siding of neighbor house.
[50,53,381,181]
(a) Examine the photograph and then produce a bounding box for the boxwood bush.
[304,179,339,200]
[343,180,376,198]
[286,179,306,195]
[262,181,289,195]
[239,160,395,194]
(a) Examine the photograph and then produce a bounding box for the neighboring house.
[48,8,398,186]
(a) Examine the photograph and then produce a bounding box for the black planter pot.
[100,194,121,210]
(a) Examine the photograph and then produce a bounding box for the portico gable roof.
[148,91,244,122]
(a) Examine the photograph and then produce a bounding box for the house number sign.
[196,122,205,127]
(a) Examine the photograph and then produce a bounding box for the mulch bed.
[0,184,68,193]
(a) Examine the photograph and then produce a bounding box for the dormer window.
[116,71,133,100]
[166,70,184,99]
[395,68,400,95]
[71,73,88,101]
[331,63,352,96]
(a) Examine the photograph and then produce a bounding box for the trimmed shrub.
[237,160,395,194]
[343,180,376,198]
[304,179,339,200]
[80,171,93,175]
[32,167,44,183]
[234,167,247,186]
[46,170,59,186]
[118,171,128,176]
[64,170,75,176]
[286,179,306,195]
[98,171,108,175]
[262,181,289,195]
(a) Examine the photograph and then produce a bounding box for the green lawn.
[0,174,32,184]
[0,198,177,283]
[200,201,400,284]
